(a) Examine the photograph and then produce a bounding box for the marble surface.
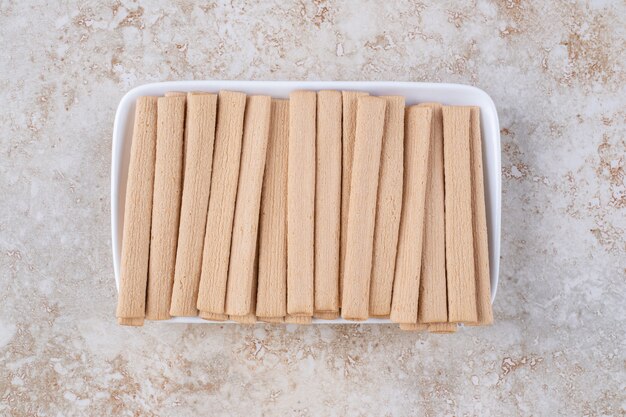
[1,1,624,415]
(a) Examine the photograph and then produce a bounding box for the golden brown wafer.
[470,107,493,325]
[116,96,158,326]
[442,106,478,323]
[287,91,316,316]
[196,91,247,316]
[341,96,387,321]
[230,314,257,324]
[199,312,228,321]
[117,317,145,327]
[314,90,342,315]
[417,103,448,324]
[389,106,432,324]
[258,317,285,323]
[399,323,428,331]
[165,94,217,318]
[369,95,405,317]
[256,99,289,319]
[225,95,272,316]
[147,95,186,319]
[340,91,369,306]
[428,323,458,333]
[314,311,340,320]
[285,315,313,324]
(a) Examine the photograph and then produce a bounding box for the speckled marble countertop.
[1,1,624,416]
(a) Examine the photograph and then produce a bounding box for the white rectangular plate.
[112,81,501,324]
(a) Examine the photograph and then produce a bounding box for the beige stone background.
[1,1,625,416]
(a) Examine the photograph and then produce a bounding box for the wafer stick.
[399,323,428,331]
[417,103,448,324]
[199,312,228,321]
[145,95,186,320]
[427,323,458,333]
[340,91,369,305]
[117,97,158,326]
[369,96,405,317]
[443,106,478,323]
[285,315,312,324]
[259,317,285,323]
[224,95,271,316]
[341,96,387,321]
[314,90,342,314]
[231,235,260,324]
[315,312,340,320]
[256,99,289,318]
[287,91,316,316]
[196,91,247,316]
[230,315,257,324]
[117,318,145,326]
[165,94,217,318]
[389,107,432,324]
[469,107,493,325]
[165,92,189,175]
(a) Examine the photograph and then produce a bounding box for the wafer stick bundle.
[196,91,247,318]
[417,103,447,324]
[369,96,405,318]
[117,89,494,332]
[341,96,387,321]
[165,93,216,318]
[225,95,271,317]
[147,95,186,319]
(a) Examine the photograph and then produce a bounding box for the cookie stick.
[427,323,458,333]
[224,95,272,316]
[144,92,185,320]
[287,91,316,316]
[163,93,217,318]
[340,91,369,305]
[199,312,228,321]
[341,96,387,321]
[259,317,285,323]
[230,314,257,324]
[228,254,259,324]
[417,103,448,324]
[146,95,186,319]
[389,106,432,324]
[285,315,312,324]
[469,107,493,325]
[369,95,405,317]
[315,312,340,320]
[116,96,158,326]
[117,318,145,326]
[196,91,247,316]
[399,323,428,331]
[256,99,289,319]
[230,246,259,325]
[314,91,342,315]
[442,106,478,323]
